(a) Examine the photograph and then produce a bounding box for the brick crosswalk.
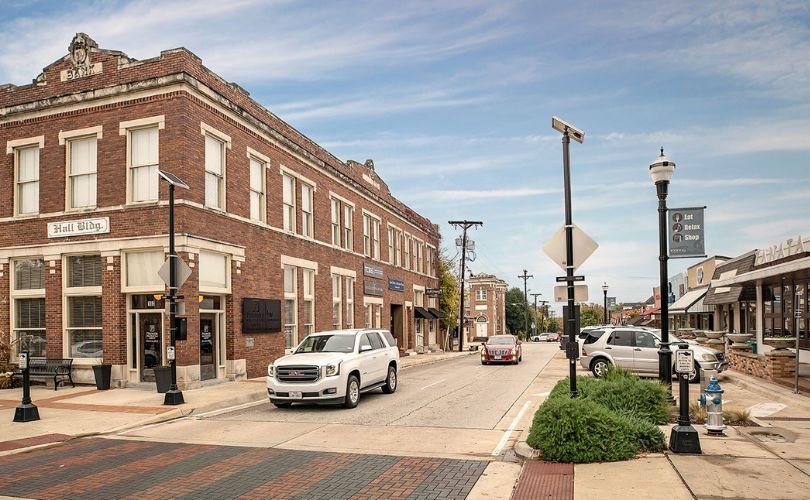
[0,438,488,499]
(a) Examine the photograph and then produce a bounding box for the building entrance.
[200,314,217,381]
[390,304,403,349]
[139,313,163,382]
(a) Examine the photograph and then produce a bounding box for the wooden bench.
[13,358,75,391]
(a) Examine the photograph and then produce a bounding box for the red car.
[481,335,523,365]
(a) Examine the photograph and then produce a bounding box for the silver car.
[579,327,727,383]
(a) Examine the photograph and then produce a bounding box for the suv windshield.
[487,337,515,345]
[295,335,356,353]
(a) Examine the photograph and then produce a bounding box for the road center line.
[491,400,533,456]
[420,379,446,390]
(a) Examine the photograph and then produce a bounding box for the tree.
[437,247,459,350]
[578,304,606,328]
[505,287,531,338]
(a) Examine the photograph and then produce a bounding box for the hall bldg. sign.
[756,235,808,266]
[47,217,110,238]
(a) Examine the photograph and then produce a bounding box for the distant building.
[463,273,507,339]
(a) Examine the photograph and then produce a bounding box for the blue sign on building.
[388,279,405,292]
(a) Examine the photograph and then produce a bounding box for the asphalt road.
[216,342,560,430]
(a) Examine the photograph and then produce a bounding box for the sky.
[2,0,809,310]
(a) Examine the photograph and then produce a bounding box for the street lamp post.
[158,170,189,406]
[517,270,533,339]
[650,148,676,403]
[530,293,543,337]
[602,282,609,324]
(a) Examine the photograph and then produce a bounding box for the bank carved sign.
[60,33,102,82]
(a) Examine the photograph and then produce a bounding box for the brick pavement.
[0,438,487,500]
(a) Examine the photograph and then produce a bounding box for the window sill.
[65,207,99,215]
[126,200,160,208]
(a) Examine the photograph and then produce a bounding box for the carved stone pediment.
[61,33,102,82]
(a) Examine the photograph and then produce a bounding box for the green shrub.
[586,378,670,425]
[548,376,598,401]
[624,416,666,452]
[527,397,638,463]
[602,364,637,382]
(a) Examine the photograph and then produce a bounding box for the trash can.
[747,340,757,354]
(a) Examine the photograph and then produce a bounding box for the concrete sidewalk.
[1,350,474,456]
[513,358,810,499]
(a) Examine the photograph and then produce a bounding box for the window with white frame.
[344,205,354,250]
[374,304,381,328]
[129,127,159,203]
[283,264,297,349]
[388,226,394,264]
[14,146,40,215]
[249,156,266,222]
[124,250,164,289]
[282,174,296,232]
[412,239,418,271]
[204,134,225,209]
[404,235,411,270]
[365,304,373,328]
[12,259,46,357]
[363,214,372,257]
[372,218,380,259]
[332,274,342,329]
[345,277,354,328]
[476,289,488,301]
[301,183,314,238]
[303,269,315,335]
[199,251,228,291]
[417,242,424,273]
[330,198,340,246]
[65,254,102,359]
[415,289,424,337]
[395,230,402,267]
[68,136,98,209]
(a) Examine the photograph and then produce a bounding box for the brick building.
[1,34,440,388]
[463,273,507,339]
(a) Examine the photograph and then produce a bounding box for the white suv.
[266,329,400,409]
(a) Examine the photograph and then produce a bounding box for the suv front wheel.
[591,358,611,378]
[343,375,360,409]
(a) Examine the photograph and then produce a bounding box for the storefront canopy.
[669,288,709,314]
[428,307,444,319]
[414,307,433,319]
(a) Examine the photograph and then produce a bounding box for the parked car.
[531,333,560,342]
[481,335,522,364]
[579,326,727,383]
[70,340,103,358]
[266,329,400,409]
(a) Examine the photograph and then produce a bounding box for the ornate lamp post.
[602,282,609,324]
[650,148,676,403]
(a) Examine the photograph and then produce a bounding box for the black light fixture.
[649,148,676,403]
[602,282,609,324]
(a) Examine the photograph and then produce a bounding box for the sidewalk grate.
[512,461,574,500]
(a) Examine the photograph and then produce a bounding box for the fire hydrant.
[699,376,726,435]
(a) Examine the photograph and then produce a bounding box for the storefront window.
[66,255,102,358]
[14,298,46,356]
[130,294,165,309]
[199,295,221,310]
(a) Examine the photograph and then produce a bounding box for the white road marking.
[748,402,787,417]
[492,400,533,456]
[420,379,446,390]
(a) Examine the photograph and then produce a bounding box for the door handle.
[634,348,642,351]
[605,346,612,349]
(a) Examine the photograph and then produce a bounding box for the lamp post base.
[670,425,702,454]
[163,389,185,406]
[14,403,40,422]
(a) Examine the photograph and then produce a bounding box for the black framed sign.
[242,298,281,333]
[668,207,706,259]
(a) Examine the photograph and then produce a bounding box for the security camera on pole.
[545,117,597,398]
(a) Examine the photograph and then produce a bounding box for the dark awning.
[414,307,432,319]
[428,307,444,319]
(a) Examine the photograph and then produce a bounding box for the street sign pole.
[163,181,184,405]
[562,128,578,398]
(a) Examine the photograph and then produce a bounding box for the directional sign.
[669,207,706,259]
[556,275,585,282]
[607,297,617,311]
[543,224,598,272]
[158,255,192,289]
[554,285,588,303]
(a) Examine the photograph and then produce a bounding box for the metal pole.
[603,289,608,324]
[164,183,184,405]
[796,282,801,394]
[13,350,39,422]
[562,129,578,398]
[458,227,468,352]
[523,274,529,338]
[657,179,674,403]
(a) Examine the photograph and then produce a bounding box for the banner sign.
[388,279,405,292]
[607,297,617,311]
[668,207,706,259]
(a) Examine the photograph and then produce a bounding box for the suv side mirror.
[359,344,373,353]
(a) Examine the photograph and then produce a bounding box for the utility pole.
[449,220,483,352]
[517,270,533,338]
[538,300,548,333]
[530,293,543,337]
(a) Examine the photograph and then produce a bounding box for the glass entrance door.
[200,314,216,381]
[140,313,163,382]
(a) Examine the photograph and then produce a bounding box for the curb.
[514,441,541,460]
[400,350,477,370]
